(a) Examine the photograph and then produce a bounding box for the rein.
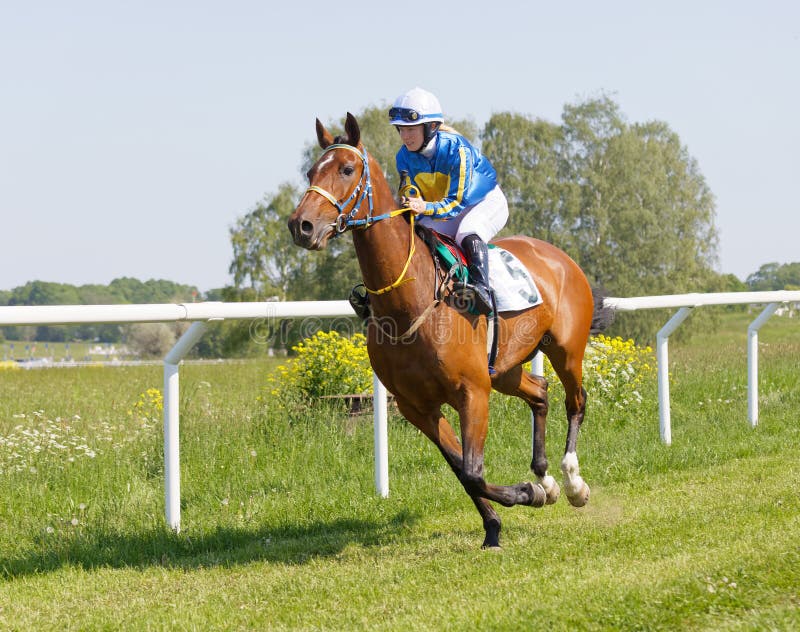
[304,143,416,295]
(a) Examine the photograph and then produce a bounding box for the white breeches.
[418,185,509,246]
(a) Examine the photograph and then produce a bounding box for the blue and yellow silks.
[395,131,497,219]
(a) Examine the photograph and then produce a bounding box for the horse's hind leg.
[492,365,560,504]
[394,396,503,549]
[545,344,591,507]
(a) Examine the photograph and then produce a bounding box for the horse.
[288,113,612,549]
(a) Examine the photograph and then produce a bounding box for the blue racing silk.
[395,131,498,219]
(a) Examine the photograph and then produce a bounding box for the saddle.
[348,223,502,374]
[414,225,468,283]
[348,224,489,320]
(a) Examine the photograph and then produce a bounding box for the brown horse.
[288,113,611,548]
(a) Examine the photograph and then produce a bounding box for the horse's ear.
[344,112,361,147]
[316,118,334,149]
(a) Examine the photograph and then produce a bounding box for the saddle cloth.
[488,246,543,312]
[424,229,542,313]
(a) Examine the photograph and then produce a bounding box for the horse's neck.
[351,178,432,315]
[353,157,435,315]
[352,214,427,298]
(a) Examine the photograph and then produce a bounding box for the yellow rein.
[364,211,417,295]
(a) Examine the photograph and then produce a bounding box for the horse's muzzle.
[287,216,330,250]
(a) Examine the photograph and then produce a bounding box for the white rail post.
[747,303,779,427]
[373,373,389,497]
[657,307,692,445]
[163,321,209,532]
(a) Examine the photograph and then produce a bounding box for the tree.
[746,262,800,290]
[483,112,579,244]
[8,281,81,306]
[229,182,307,299]
[0,278,199,343]
[125,323,177,358]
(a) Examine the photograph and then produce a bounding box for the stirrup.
[451,282,494,316]
[348,284,371,321]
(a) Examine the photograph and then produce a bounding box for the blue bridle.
[304,143,407,233]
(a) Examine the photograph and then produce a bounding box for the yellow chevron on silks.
[414,171,450,202]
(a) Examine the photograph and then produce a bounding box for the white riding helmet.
[389,87,444,126]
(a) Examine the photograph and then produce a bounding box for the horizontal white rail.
[605,290,800,311]
[0,300,352,326]
[604,290,799,444]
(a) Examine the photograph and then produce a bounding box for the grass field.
[0,311,798,630]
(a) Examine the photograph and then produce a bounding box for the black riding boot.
[454,234,494,316]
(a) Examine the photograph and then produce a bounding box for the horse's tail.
[590,287,616,334]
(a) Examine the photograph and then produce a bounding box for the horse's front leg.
[394,397,503,549]
[458,387,547,509]
[492,366,561,505]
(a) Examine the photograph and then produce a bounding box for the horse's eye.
[342,166,355,177]
[306,169,312,182]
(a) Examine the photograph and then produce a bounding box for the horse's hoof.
[566,481,590,507]
[545,480,561,505]
[481,543,502,552]
[527,482,547,508]
[481,520,501,549]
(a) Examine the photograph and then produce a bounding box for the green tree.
[9,281,81,306]
[0,278,198,343]
[229,182,306,299]
[107,278,197,304]
[483,112,578,244]
[746,262,800,290]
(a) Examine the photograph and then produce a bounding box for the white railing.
[603,291,800,444]
[0,300,378,532]
[1,290,797,531]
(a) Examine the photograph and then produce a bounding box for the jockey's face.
[397,124,425,152]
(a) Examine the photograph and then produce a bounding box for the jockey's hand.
[402,196,428,215]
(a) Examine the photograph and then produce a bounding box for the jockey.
[389,87,509,316]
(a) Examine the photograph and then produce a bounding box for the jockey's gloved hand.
[402,196,427,215]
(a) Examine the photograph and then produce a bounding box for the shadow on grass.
[0,510,418,578]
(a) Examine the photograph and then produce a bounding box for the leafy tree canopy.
[5,278,198,306]
[1,278,199,344]
[746,262,800,291]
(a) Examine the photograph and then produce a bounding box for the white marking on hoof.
[536,474,561,504]
[567,481,590,507]
[537,474,557,495]
[561,451,584,497]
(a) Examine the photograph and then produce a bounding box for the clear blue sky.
[1,1,798,293]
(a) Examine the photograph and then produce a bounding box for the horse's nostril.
[300,220,314,236]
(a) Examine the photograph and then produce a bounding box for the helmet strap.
[416,122,441,153]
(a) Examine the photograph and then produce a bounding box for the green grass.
[0,312,798,630]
